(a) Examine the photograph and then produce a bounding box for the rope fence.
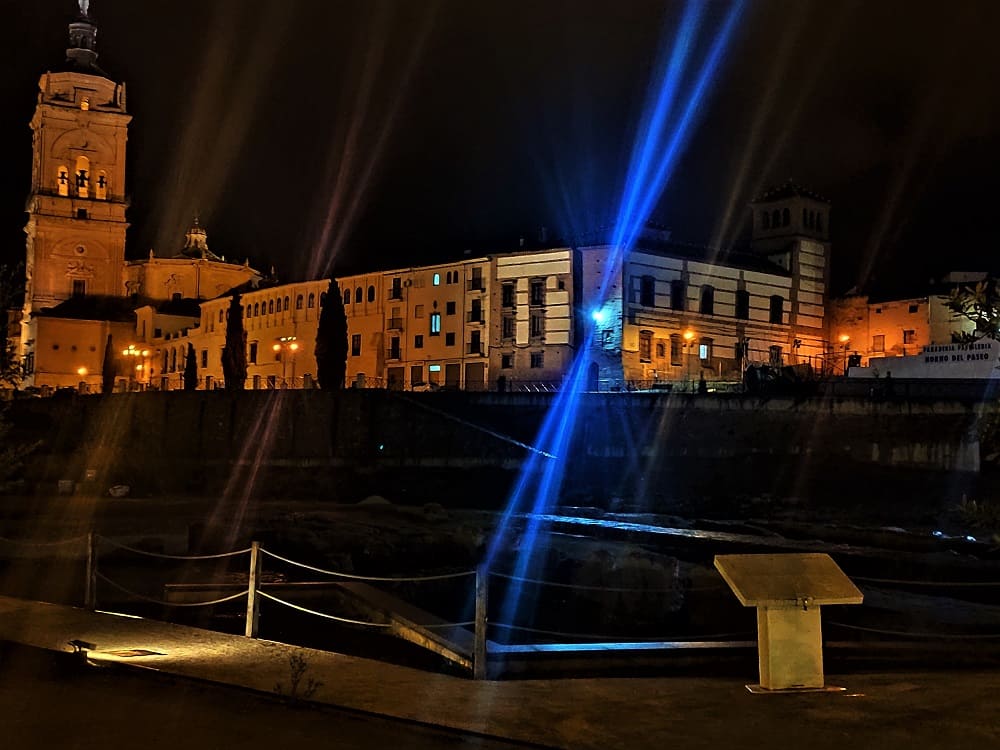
[260,548,475,582]
[257,590,394,628]
[96,573,249,608]
[0,535,88,547]
[99,537,253,561]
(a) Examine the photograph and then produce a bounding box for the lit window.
[95,171,108,200]
[699,338,713,361]
[430,312,441,335]
[433,273,441,286]
[639,330,652,362]
[429,365,442,372]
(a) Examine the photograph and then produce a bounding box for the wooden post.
[245,541,261,638]
[84,532,97,610]
[473,564,488,680]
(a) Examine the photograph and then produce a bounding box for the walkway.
[2,595,999,749]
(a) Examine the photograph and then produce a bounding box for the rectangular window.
[470,267,485,291]
[249,342,258,364]
[502,284,515,308]
[72,279,87,297]
[670,279,685,311]
[530,352,544,369]
[639,330,652,362]
[388,336,401,359]
[469,329,482,355]
[700,286,715,316]
[201,350,208,368]
[410,365,423,386]
[390,278,402,299]
[530,314,544,338]
[699,338,713,362]
[351,334,362,356]
[430,313,441,335]
[656,342,666,359]
[769,295,784,324]
[639,276,655,307]
[414,304,425,318]
[501,353,514,369]
[445,332,456,346]
[769,345,783,367]
[872,334,885,353]
[735,290,750,320]
[903,329,916,344]
[414,335,424,349]
[908,303,919,314]
[470,298,483,323]
[77,208,88,220]
[502,315,515,340]
[530,280,545,306]
[433,273,441,286]
[446,301,456,315]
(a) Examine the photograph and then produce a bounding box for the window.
[699,338,713,362]
[769,345,783,367]
[872,335,885,353]
[433,273,441,286]
[351,334,362,356]
[75,155,90,198]
[268,300,274,315]
[530,352,544,369]
[670,279,685,311]
[171,349,177,372]
[656,342,666,358]
[470,298,483,323]
[219,310,224,323]
[502,315,515,340]
[700,285,715,315]
[284,296,290,312]
[389,336,401,359]
[414,304,425,318]
[201,350,208,368]
[410,365,423,385]
[816,213,823,232]
[761,211,770,229]
[71,279,86,297]
[368,286,375,302]
[530,280,545,306]
[769,295,784,324]
[249,342,258,364]
[445,332,456,346]
[471,267,485,291]
[445,271,452,285]
[390,278,402,299]
[502,284,515,308]
[470,330,482,354]
[77,209,88,220]
[639,330,652,362]
[430,312,441,335]
[95,171,108,200]
[414,335,424,349]
[308,293,316,308]
[803,208,810,228]
[296,295,304,310]
[735,289,750,320]
[670,335,682,366]
[639,275,655,307]
[355,287,362,304]
[446,301,456,315]
[908,303,919,314]
[501,353,514,369]
[771,209,780,227]
[903,329,916,344]
[57,166,70,196]
[782,208,790,226]
[875,307,882,314]
[254,303,260,317]
[530,314,544,338]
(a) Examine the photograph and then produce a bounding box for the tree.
[183,342,198,391]
[947,281,1000,343]
[315,278,348,390]
[0,263,24,388]
[101,333,116,395]
[221,292,247,392]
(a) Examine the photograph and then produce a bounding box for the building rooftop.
[753,180,829,204]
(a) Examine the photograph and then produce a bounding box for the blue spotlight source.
[486,0,746,640]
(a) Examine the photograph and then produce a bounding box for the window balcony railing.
[387,317,404,330]
[467,343,486,356]
[467,311,485,324]
[468,279,486,292]
[388,288,403,301]
[386,348,402,361]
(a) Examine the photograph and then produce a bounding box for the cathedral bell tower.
[23,0,130,322]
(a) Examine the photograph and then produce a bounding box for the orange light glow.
[289,342,300,352]
[838,334,850,344]
[683,330,695,342]
[76,367,88,377]
[272,344,282,352]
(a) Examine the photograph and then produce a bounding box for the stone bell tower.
[23,0,130,323]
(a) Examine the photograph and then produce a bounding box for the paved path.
[2,595,1000,749]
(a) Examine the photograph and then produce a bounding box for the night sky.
[1,0,999,296]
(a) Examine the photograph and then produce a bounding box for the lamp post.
[272,336,300,387]
[683,329,695,391]
[838,334,850,376]
[121,344,151,390]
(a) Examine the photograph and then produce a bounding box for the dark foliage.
[101,334,116,395]
[221,293,247,391]
[315,278,348,390]
[183,342,198,391]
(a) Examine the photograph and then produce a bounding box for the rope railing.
[260,548,476,582]
[257,590,393,628]
[827,621,1000,640]
[96,573,249,608]
[98,537,253,561]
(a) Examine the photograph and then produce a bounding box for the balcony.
[467,311,485,324]
[386,348,402,361]
[467,343,486,356]
[388,287,403,301]
[387,317,404,330]
[468,278,486,292]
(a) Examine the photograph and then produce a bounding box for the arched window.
[343,288,351,305]
[782,208,790,226]
[771,209,780,228]
[769,295,784,324]
[283,296,290,312]
[171,349,177,372]
[355,287,362,304]
[308,293,316,308]
[75,156,91,198]
[296,295,304,310]
[761,211,770,230]
[700,285,715,316]
[254,302,260,317]
[95,171,108,200]
[735,289,750,320]
[433,273,441,286]
[219,309,224,323]
[268,300,274,315]
[367,285,375,302]
[57,166,70,197]
[246,305,251,318]
[816,212,823,232]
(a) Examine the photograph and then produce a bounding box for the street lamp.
[273,336,300,387]
[121,345,151,390]
[838,334,850,376]
[683,329,696,391]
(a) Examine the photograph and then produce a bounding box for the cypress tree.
[221,292,247,391]
[101,333,116,395]
[315,278,348,390]
[183,342,198,391]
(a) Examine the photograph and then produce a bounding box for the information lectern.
[714,553,863,693]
